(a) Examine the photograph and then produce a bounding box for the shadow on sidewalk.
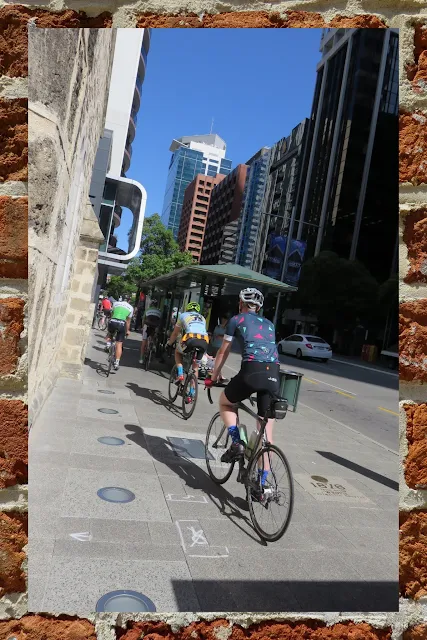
[124,423,266,547]
[316,451,399,491]
[125,383,183,419]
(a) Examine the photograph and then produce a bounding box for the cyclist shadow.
[124,423,267,547]
[84,357,109,378]
[125,383,183,420]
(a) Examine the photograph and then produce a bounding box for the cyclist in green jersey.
[105,295,134,370]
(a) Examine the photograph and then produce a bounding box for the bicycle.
[204,384,294,542]
[95,309,106,331]
[168,347,201,420]
[142,331,158,372]
[106,334,117,377]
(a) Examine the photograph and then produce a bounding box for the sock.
[228,425,240,444]
[115,359,119,366]
[258,469,269,486]
[177,365,184,377]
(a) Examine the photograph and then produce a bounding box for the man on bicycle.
[105,294,133,370]
[166,302,209,387]
[139,298,162,365]
[101,296,112,321]
[206,288,280,486]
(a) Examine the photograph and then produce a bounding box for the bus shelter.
[141,264,297,339]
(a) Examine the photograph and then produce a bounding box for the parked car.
[278,334,332,362]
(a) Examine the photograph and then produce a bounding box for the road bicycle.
[106,334,117,377]
[142,331,158,372]
[96,309,107,331]
[168,346,203,420]
[204,384,294,542]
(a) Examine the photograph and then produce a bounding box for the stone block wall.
[0,2,426,638]
[28,27,114,423]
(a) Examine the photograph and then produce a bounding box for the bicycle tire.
[145,342,152,371]
[246,444,294,542]
[168,365,179,403]
[182,373,198,420]
[205,411,235,484]
[107,345,114,377]
[98,316,105,330]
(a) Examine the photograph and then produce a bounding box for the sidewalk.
[29,329,398,614]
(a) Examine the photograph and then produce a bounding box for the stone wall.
[0,3,426,639]
[28,28,114,423]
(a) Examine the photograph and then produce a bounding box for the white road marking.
[69,532,92,542]
[331,358,398,377]
[166,493,208,503]
[175,520,229,558]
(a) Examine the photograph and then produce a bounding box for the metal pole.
[349,29,391,260]
[297,59,329,240]
[273,207,296,328]
[315,33,354,256]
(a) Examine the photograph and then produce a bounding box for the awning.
[141,264,297,296]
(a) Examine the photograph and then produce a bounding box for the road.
[224,352,398,452]
[29,329,398,614]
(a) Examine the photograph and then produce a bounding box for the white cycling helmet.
[239,288,264,308]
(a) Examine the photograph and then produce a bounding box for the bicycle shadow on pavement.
[124,422,267,547]
[125,383,183,420]
[84,357,109,378]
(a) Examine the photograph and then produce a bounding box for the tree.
[105,214,194,299]
[105,275,135,300]
[294,251,379,331]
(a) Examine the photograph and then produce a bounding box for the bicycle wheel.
[145,342,152,371]
[106,347,113,377]
[98,315,105,330]
[168,365,179,403]
[246,444,294,542]
[205,412,234,484]
[182,373,198,420]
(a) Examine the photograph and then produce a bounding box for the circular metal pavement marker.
[97,487,135,503]
[98,407,119,414]
[311,475,328,483]
[97,436,125,446]
[96,590,156,612]
[98,390,115,395]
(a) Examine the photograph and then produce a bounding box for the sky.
[117,29,322,250]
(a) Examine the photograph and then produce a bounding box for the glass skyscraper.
[161,134,232,239]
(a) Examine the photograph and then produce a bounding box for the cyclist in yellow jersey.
[167,301,208,386]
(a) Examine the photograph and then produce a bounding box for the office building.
[252,120,309,277]
[161,134,232,239]
[294,28,399,283]
[89,29,150,286]
[178,173,226,263]
[200,164,248,265]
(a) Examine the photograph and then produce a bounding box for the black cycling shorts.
[224,361,280,418]
[108,319,126,342]
[183,337,208,359]
[103,309,112,319]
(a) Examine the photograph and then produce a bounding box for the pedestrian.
[209,314,229,358]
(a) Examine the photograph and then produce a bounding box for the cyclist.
[206,288,280,487]
[105,294,133,370]
[101,296,112,322]
[139,298,162,364]
[166,301,209,390]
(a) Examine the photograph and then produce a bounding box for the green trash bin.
[279,367,304,412]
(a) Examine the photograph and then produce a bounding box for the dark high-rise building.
[295,28,398,283]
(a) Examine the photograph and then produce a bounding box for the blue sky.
[117,29,322,249]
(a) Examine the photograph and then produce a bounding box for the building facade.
[178,173,225,263]
[89,29,150,287]
[200,164,248,265]
[295,28,398,283]
[161,134,232,239]
[234,147,272,269]
[252,120,310,276]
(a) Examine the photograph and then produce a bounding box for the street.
[29,329,398,614]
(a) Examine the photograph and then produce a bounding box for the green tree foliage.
[105,275,135,300]
[294,251,379,330]
[105,214,194,297]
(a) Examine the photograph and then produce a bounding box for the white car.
[278,334,332,362]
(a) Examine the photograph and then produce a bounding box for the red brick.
[136,11,386,29]
[404,405,427,488]
[0,297,24,375]
[0,99,27,184]
[404,626,427,640]
[406,22,427,91]
[0,196,28,279]
[0,511,27,597]
[400,112,427,185]
[0,615,96,640]
[117,620,392,640]
[0,5,112,76]
[399,300,427,382]
[403,209,427,283]
[400,510,427,599]
[0,400,27,488]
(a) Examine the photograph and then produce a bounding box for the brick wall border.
[0,4,426,638]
